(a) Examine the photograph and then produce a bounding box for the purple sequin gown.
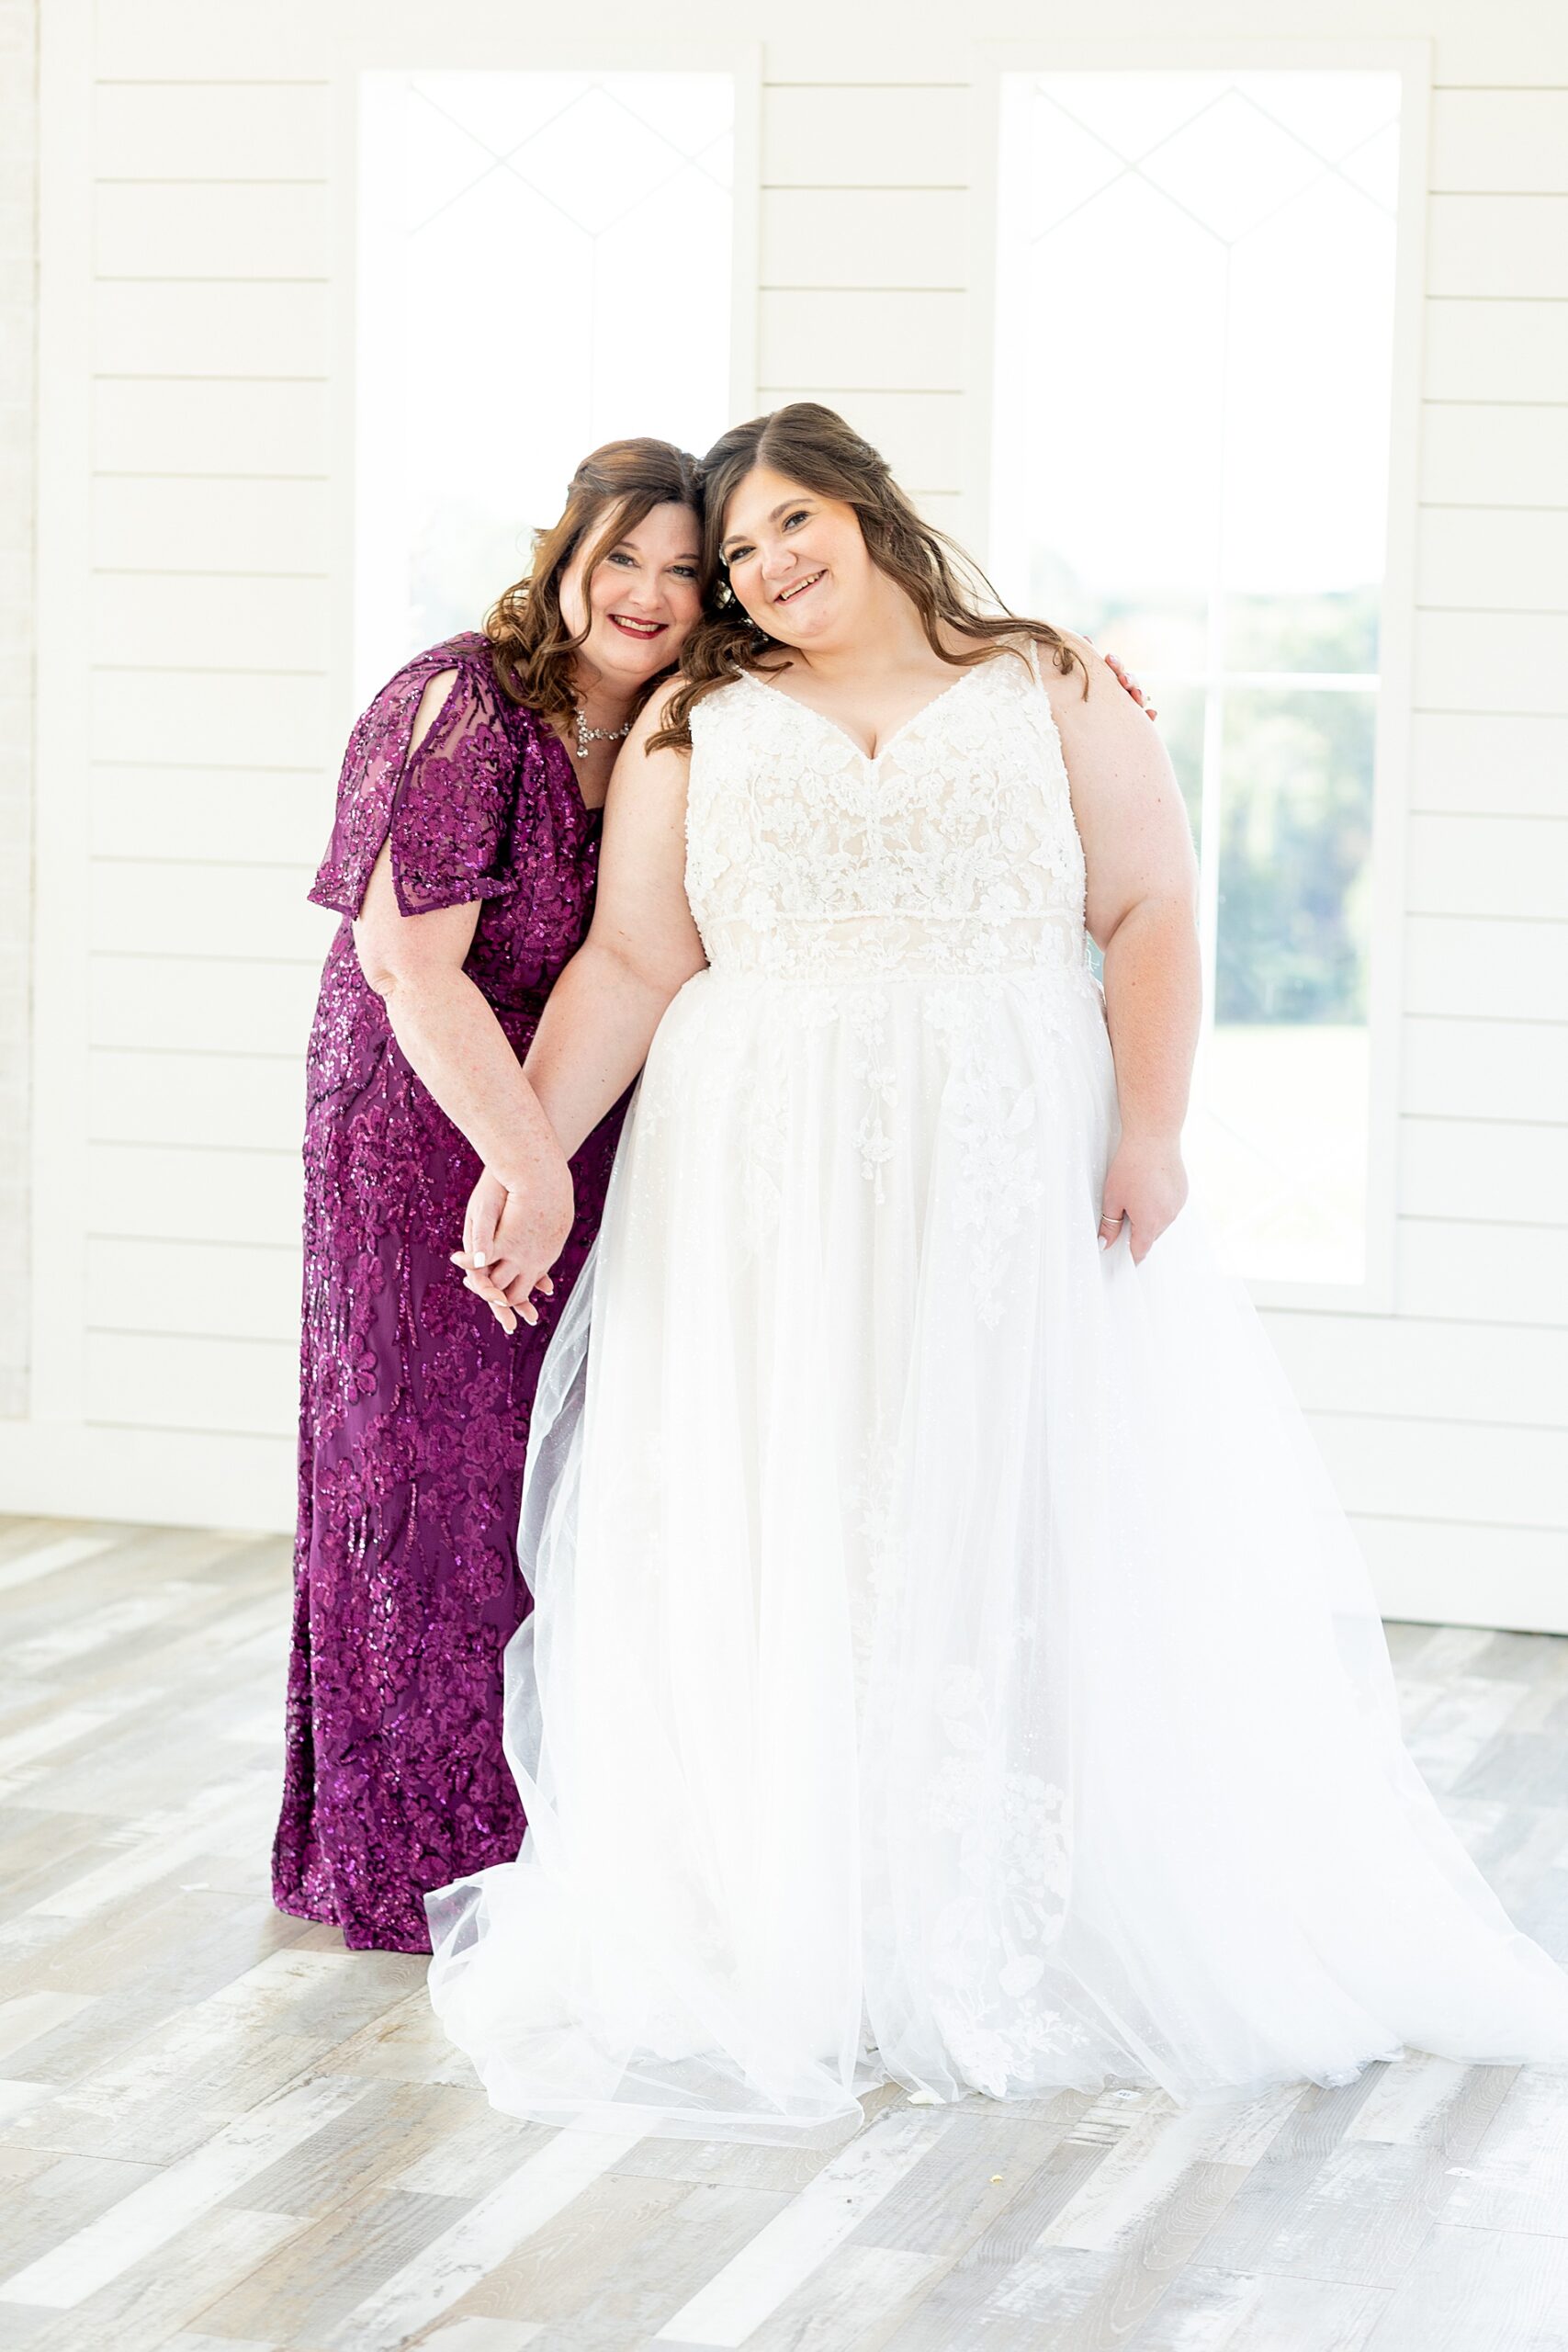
[271,631,623,1952]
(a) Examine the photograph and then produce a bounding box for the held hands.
[1098,1134,1188,1265]
[450,1160,575,1335]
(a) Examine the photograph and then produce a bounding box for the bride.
[425,401,1568,2141]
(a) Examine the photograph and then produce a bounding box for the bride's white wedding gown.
[425,641,1568,2140]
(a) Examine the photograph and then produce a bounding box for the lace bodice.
[684,642,1089,981]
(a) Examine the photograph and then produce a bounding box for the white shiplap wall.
[21,1,339,1526]
[0,0,37,1420]
[1292,80,1568,1626]
[6,1,1566,1631]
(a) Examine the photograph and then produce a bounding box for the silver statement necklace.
[571,699,634,762]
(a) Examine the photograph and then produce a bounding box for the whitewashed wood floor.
[1,1514,1567,2352]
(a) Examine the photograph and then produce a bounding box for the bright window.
[356,70,734,699]
[993,70,1403,1286]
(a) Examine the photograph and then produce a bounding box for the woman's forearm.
[523,939,691,1159]
[1100,897,1202,1141]
[377,967,563,1193]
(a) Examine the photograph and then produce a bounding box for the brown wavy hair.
[485,436,704,723]
[649,402,1085,752]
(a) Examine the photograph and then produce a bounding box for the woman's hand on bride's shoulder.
[1098,1134,1188,1265]
[451,1160,574,1334]
[1083,636,1157,723]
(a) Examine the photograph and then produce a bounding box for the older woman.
[271,439,704,1951]
[428,403,1568,2137]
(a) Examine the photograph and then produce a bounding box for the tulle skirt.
[425,958,1568,2141]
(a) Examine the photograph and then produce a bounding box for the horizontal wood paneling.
[90,572,332,673]
[759,288,964,388]
[88,1046,305,1150]
[91,669,333,768]
[92,474,332,574]
[93,1,342,75]
[1404,813,1568,921]
[88,859,327,962]
[73,3,1568,101]
[1429,90,1568,195]
[1401,1018,1568,1125]
[91,765,330,866]
[761,83,967,184]
[1414,612,1568,715]
[1410,713,1568,818]
[85,1329,294,1433]
[756,389,961,489]
[761,189,967,287]
[93,181,331,279]
[1353,1514,1568,1633]
[93,80,332,179]
[1396,1216,1568,1327]
[1264,1306,1568,1427]
[93,281,330,379]
[88,954,320,1057]
[85,1235,299,1341]
[1433,26,1568,80]
[1424,300,1568,403]
[1397,1117,1568,1226]
[1420,404,1568,510]
[0,1420,295,1528]
[93,377,331,475]
[1427,196,1568,300]
[759,25,1568,81]
[1402,917,1568,1023]
[1311,1408,1568,1528]
[85,1141,300,1248]
[1416,507,1568,614]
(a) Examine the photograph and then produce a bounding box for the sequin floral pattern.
[271,633,624,1952]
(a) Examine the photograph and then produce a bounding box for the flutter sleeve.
[308,646,527,919]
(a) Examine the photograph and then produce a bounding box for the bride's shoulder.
[983,625,1093,683]
[623,670,746,767]
[683,668,758,738]
[1022,628,1123,730]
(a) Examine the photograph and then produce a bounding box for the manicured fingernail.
[1099,1236,1109,1250]
[474,1250,487,1268]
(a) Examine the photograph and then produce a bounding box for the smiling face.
[717,465,878,652]
[558,499,705,688]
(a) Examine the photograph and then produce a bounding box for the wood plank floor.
[0,1514,1566,2352]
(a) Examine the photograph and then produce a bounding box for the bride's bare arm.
[1046,635,1201,1261]
[522,694,708,1159]
[456,692,706,1328]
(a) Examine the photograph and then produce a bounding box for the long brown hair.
[485,436,704,723]
[650,402,1085,751]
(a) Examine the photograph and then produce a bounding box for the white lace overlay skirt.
[425,961,1568,2142]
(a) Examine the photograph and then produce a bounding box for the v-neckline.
[536,710,605,824]
[742,659,995,766]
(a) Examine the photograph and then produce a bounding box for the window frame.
[325,24,761,759]
[966,36,1432,1316]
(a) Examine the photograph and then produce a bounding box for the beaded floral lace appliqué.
[685,653,1099,1314]
[681,650,1102,2091]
